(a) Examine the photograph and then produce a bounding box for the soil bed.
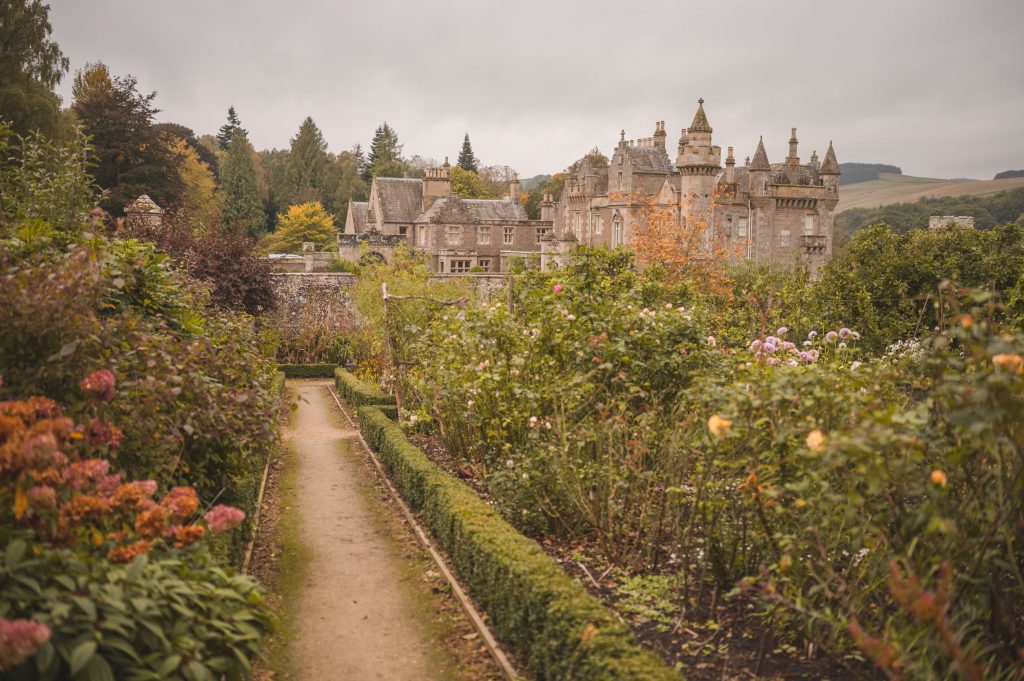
[407,432,881,681]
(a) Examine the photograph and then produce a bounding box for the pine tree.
[457,133,479,173]
[216,106,247,150]
[220,131,266,237]
[285,116,330,204]
[362,122,405,182]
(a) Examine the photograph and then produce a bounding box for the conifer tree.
[216,106,247,150]
[220,131,265,237]
[457,133,479,173]
[285,116,330,204]
[362,122,405,181]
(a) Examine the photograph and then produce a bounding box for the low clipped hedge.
[278,363,337,378]
[356,406,678,680]
[334,368,395,406]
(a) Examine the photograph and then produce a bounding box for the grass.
[264,443,312,679]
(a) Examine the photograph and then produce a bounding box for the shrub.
[334,368,394,407]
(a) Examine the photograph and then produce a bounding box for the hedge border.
[356,405,678,681]
[278,363,337,378]
[334,368,396,406]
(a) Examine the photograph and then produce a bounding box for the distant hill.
[995,169,1024,180]
[520,174,551,192]
[835,183,1024,241]
[839,163,902,185]
[838,173,1024,213]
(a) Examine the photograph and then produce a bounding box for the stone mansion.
[338,100,840,275]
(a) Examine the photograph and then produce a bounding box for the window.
[478,225,491,245]
[446,225,461,246]
[449,259,472,274]
[594,214,604,236]
[573,211,582,238]
[737,217,748,237]
[536,227,549,244]
[725,215,734,238]
[503,227,514,245]
[617,172,623,190]
[399,225,408,238]
[612,216,624,247]
[804,215,814,235]
[477,258,490,271]
[780,230,790,248]
[417,226,426,246]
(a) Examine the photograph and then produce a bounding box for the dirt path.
[282,380,457,681]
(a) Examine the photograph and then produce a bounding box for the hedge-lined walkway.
[282,380,458,680]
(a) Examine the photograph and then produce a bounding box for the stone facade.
[929,215,975,230]
[549,100,841,276]
[341,161,553,273]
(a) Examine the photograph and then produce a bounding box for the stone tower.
[676,99,721,219]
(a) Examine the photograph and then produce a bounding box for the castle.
[545,99,841,275]
[338,100,840,275]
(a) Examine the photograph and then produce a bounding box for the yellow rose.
[707,414,733,438]
[992,353,1023,375]
[805,429,827,453]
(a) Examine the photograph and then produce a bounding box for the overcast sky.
[49,0,1023,180]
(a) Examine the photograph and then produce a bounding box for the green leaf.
[70,640,97,675]
[84,654,114,681]
[5,539,26,568]
[126,555,148,581]
[157,654,181,676]
[73,596,97,621]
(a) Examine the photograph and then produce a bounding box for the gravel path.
[283,380,455,680]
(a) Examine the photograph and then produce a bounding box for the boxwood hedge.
[356,405,678,681]
[278,363,337,378]
[334,368,395,406]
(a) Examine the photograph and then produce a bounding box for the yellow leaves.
[581,622,598,642]
[14,486,28,520]
[707,414,732,438]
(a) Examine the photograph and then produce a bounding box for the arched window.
[612,214,624,247]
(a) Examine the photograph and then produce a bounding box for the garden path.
[282,380,455,680]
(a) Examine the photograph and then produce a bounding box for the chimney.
[508,173,521,203]
[540,193,555,221]
[654,121,667,151]
[788,128,799,166]
[725,146,735,183]
[423,161,451,210]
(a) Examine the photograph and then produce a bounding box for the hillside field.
[837,173,1024,212]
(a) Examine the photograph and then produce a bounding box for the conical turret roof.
[688,98,712,133]
[750,137,770,170]
[819,141,840,174]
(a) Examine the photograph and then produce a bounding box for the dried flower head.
[80,369,116,402]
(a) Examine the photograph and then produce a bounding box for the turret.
[788,128,799,166]
[819,141,840,192]
[749,136,771,196]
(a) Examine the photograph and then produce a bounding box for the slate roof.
[417,197,527,223]
[750,137,771,170]
[350,201,369,233]
[125,194,163,214]
[375,178,423,223]
[624,146,675,173]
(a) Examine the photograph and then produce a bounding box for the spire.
[819,140,840,175]
[750,136,771,170]
[689,98,712,133]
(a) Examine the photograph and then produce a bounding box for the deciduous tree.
[0,0,69,139]
[260,201,336,254]
[449,166,494,199]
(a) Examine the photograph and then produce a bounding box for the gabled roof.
[417,197,527,223]
[688,98,712,133]
[750,137,771,170]
[374,177,423,223]
[623,146,675,173]
[819,141,840,175]
[126,194,163,214]
[349,201,369,233]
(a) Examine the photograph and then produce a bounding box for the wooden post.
[381,282,405,417]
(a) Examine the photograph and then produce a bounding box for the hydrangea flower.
[0,618,51,671]
[80,369,116,402]
[204,505,246,532]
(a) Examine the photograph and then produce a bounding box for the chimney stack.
[725,146,735,183]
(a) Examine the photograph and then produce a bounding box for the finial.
[698,98,704,105]
[620,129,625,142]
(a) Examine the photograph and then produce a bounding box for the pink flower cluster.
[748,328,803,366]
[0,618,51,672]
[204,504,246,532]
[80,369,116,402]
